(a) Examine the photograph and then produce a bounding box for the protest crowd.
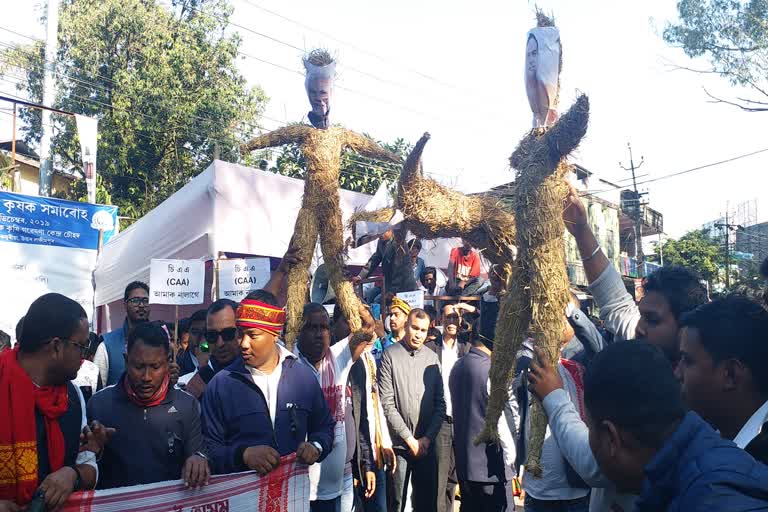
[2,7,768,512]
[2,188,768,512]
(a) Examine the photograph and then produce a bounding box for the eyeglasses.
[68,340,90,358]
[126,297,150,306]
[204,327,238,344]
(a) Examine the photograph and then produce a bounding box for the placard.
[149,259,205,305]
[217,258,271,300]
[396,289,425,310]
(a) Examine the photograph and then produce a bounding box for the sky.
[0,0,766,238]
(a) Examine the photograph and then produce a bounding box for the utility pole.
[715,211,744,291]
[620,143,647,277]
[38,0,60,196]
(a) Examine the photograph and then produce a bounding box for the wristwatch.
[310,441,323,455]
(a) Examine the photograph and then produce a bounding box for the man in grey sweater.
[379,308,446,512]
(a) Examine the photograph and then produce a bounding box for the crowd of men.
[1,189,768,512]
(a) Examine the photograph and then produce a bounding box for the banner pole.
[174,305,179,363]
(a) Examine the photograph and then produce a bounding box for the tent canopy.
[94,160,474,307]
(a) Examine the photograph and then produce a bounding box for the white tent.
[93,160,473,330]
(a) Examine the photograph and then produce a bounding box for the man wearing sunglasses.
[178,299,239,399]
[0,293,99,510]
[94,281,151,388]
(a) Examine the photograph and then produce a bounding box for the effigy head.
[525,10,562,128]
[303,49,336,129]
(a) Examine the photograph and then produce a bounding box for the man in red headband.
[202,289,335,480]
[0,293,99,510]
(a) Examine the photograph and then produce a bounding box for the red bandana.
[0,346,69,504]
[123,373,170,408]
[236,299,286,337]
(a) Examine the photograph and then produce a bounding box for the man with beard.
[296,303,373,512]
[87,322,208,489]
[0,294,99,510]
[94,282,151,387]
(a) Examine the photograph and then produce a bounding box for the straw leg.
[318,191,363,337]
[284,206,318,350]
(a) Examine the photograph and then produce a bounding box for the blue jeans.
[311,497,341,512]
[363,467,387,512]
[341,470,355,512]
[524,495,589,512]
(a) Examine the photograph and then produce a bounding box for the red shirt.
[449,247,481,280]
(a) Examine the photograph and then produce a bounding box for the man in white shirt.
[296,302,374,512]
[677,294,768,464]
[425,303,473,512]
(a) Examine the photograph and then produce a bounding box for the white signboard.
[396,290,425,311]
[149,259,205,305]
[217,258,271,300]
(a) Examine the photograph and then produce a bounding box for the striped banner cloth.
[61,455,309,512]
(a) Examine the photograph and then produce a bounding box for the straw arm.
[540,94,589,164]
[343,130,403,163]
[239,125,312,154]
[399,132,430,188]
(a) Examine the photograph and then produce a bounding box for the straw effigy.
[348,133,517,268]
[241,126,401,349]
[475,94,590,476]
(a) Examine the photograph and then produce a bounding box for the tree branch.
[703,87,768,112]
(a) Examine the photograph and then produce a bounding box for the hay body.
[348,208,396,227]
[241,125,400,347]
[396,133,517,266]
[478,95,590,477]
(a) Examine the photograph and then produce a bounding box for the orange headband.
[236,299,286,337]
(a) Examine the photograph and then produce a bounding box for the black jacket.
[36,382,83,483]
[362,237,418,294]
[347,359,374,479]
[745,421,768,465]
[88,377,203,489]
[450,347,506,483]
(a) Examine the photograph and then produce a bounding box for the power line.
[234,0,485,97]
[583,147,768,197]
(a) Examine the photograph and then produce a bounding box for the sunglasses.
[204,327,238,344]
[126,297,150,306]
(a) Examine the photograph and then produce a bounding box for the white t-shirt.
[298,337,354,501]
[73,360,100,392]
[248,345,292,426]
[441,339,460,418]
[734,399,768,449]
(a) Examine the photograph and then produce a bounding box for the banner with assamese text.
[62,456,309,512]
[0,191,118,341]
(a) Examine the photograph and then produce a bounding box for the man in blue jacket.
[583,341,768,511]
[201,289,334,476]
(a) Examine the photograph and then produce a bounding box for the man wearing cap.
[371,297,410,365]
[201,290,335,479]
